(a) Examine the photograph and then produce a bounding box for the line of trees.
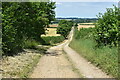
[2,2,56,55]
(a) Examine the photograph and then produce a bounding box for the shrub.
[57,20,73,38]
[41,36,65,45]
[23,39,40,49]
[95,6,119,47]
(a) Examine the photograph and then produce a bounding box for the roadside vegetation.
[2,49,42,78]
[70,6,119,77]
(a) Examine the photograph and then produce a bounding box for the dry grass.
[41,28,60,37]
[2,49,42,78]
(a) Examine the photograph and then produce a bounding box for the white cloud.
[56,2,62,5]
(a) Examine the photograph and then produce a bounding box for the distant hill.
[51,17,98,24]
[56,17,97,20]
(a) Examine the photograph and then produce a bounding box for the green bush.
[42,36,65,45]
[95,6,119,47]
[23,39,40,49]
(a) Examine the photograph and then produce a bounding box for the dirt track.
[30,41,80,78]
[31,27,111,78]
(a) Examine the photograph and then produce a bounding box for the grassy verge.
[69,28,118,77]
[2,39,47,78]
[19,54,41,78]
[2,49,43,78]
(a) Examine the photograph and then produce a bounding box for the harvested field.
[79,23,94,25]
[41,28,60,37]
[49,24,58,28]
[77,24,95,30]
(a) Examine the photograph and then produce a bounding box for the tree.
[95,6,119,47]
[57,20,73,38]
[2,2,56,55]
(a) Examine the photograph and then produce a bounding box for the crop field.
[49,24,58,28]
[77,23,95,30]
[41,28,60,37]
[79,23,94,25]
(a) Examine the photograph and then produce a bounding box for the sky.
[55,2,118,18]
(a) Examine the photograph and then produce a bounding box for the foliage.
[57,20,73,38]
[2,2,55,55]
[74,23,78,27]
[41,36,65,45]
[94,6,119,47]
[74,27,95,40]
[23,39,40,49]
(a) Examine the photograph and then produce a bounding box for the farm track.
[30,40,80,78]
[31,27,112,78]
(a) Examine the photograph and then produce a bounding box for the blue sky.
[55,2,118,18]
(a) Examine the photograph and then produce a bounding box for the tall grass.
[23,39,41,49]
[69,28,118,77]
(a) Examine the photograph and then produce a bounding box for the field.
[79,23,94,25]
[49,24,58,28]
[41,28,60,37]
[41,25,64,45]
[77,23,95,30]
